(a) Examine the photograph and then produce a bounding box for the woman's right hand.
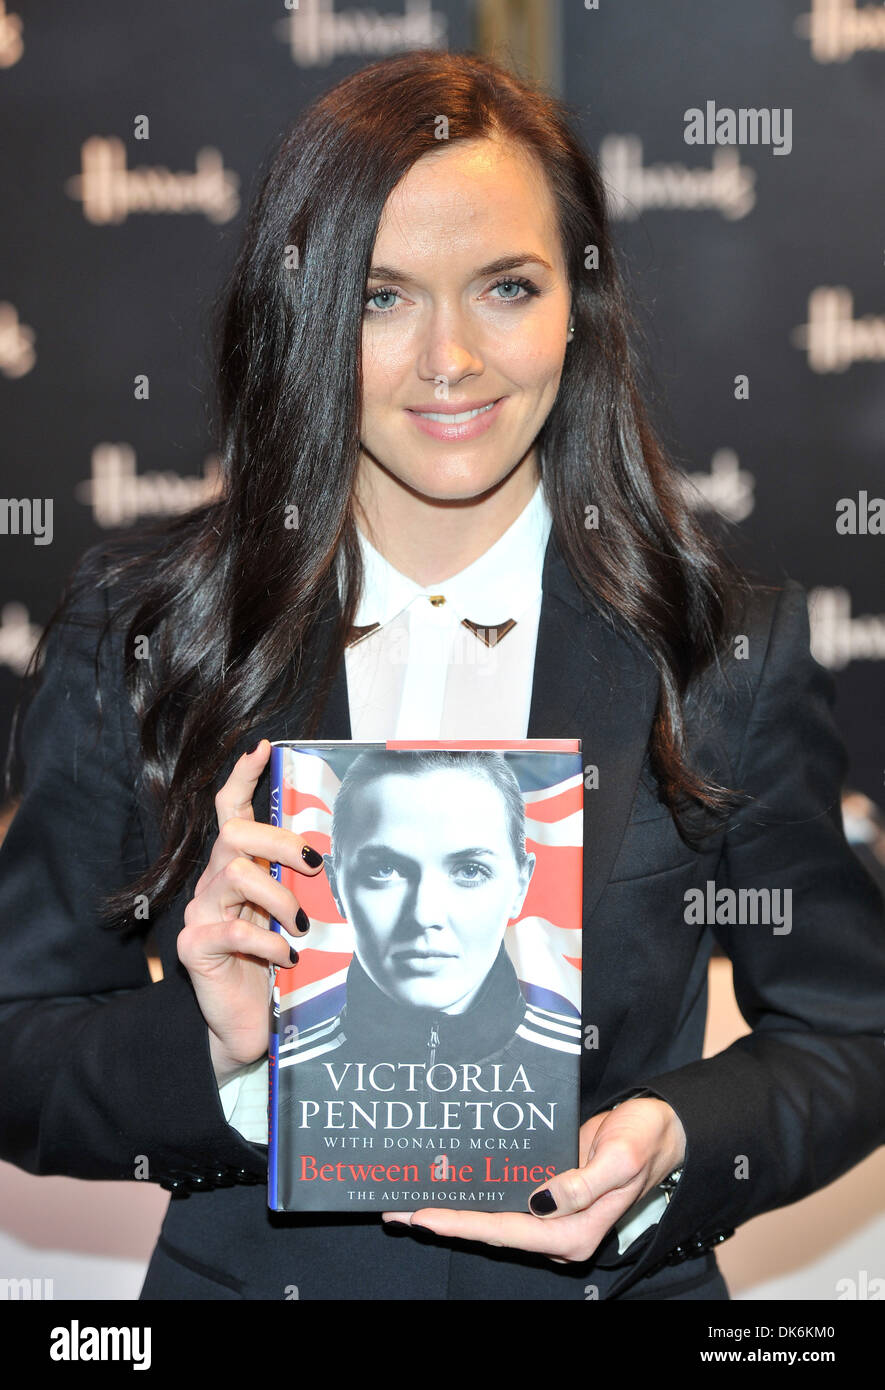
[177,738,325,1086]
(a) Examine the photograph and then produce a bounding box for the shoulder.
[731,576,813,668]
[688,577,821,728]
[33,530,175,680]
[11,529,178,782]
[672,576,832,819]
[69,527,175,616]
[714,575,809,681]
[43,520,202,685]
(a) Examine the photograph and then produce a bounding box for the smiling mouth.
[408,401,499,425]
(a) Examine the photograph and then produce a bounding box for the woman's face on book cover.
[357,135,572,503]
[327,768,535,1011]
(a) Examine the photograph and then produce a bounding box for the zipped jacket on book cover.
[267,739,583,1213]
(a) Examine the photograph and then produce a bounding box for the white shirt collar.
[346,478,552,628]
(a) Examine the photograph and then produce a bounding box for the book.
[267,738,583,1213]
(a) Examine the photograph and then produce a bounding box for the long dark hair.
[7,49,753,935]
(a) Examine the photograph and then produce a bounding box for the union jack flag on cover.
[267,738,583,1213]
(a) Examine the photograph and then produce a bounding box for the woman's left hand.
[381,1096,686,1262]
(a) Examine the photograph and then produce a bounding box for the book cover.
[267,739,583,1213]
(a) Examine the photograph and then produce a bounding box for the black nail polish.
[301,844,323,868]
[295,907,310,934]
[289,946,299,965]
[530,1188,557,1216]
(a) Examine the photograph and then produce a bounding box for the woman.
[1,50,883,1302]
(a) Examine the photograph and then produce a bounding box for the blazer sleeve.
[595,578,885,1283]
[0,555,266,1190]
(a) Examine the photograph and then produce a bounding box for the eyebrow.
[366,253,554,284]
[445,847,500,860]
[352,843,500,865]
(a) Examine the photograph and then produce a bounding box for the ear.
[509,851,536,919]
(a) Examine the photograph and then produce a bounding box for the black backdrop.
[1,0,882,802]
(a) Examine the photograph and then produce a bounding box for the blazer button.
[665,1244,690,1265]
[234,1168,262,1185]
[159,1177,190,1197]
[187,1174,213,1192]
[210,1168,236,1187]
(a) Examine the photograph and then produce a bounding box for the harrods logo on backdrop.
[282,0,447,67]
[792,290,885,373]
[796,0,885,63]
[65,137,240,225]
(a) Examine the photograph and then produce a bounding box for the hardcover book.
[267,738,583,1213]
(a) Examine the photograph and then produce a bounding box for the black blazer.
[1,531,884,1302]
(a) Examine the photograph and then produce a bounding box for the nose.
[416,303,484,388]
[409,868,446,933]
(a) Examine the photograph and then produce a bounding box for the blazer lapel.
[527,529,660,923]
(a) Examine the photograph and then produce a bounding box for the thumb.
[578,1108,612,1164]
[527,1131,644,1218]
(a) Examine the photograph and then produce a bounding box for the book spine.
[268,985,280,1210]
[267,743,284,1210]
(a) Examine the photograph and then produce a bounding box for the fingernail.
[289,946,299,965]
[301,844,323,868]
[295,907,310,935]
[529,1188,557,1215]
[249,739,263,755]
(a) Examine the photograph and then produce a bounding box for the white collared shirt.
[217,478,667,1252]
[343,476,551,740]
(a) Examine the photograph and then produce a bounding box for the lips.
[405,395,506,441]
[407,398,500,417]
[392,948,456,961]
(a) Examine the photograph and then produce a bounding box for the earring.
[567,321,575,338]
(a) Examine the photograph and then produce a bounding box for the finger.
[215,739,271,830]
[220,818,326,874]
[214,742,328,875]
[187,855,308,939]
[178,916,298,974]
[406,1207,603,1258]
[409,1209,548,1250]
[198,818,326,897]
[196,823,325,930]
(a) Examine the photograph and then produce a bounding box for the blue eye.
[365,863,404,884]
[453,861,492,886]
[488,276,538,304]
[364,287,400,315]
